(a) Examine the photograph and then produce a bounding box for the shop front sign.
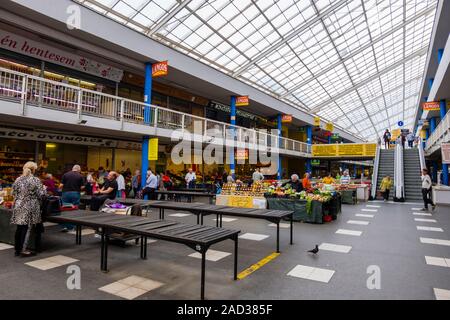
[314,116,321,127]
[0,128,143,150]
[152,61,168,78]
[422,101,440,111]
[148,138,159,161]
[312,143,377,158]
[235,96,249,107]
[0,29,123,82]
[281,115,292,123]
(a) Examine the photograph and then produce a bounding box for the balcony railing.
[0,67,311,155]
[425,109,450,152]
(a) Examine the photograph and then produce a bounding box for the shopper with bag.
[421,169,435,211]
[11,162,46,257]
[59,165,84,232]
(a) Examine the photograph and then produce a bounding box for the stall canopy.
[76,0,438,142]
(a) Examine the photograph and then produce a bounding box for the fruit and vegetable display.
[220,181,267,197]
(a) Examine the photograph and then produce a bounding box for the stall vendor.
[282,174,303,192]
[322,173,335,184]
[302,173,312,189]
[340,170,351,184]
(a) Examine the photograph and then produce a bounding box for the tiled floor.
[355,214,374,218]
[268,223,291,229]
[412,212,432,216]
[416,226,444,232]
[287,265,335,283]
[0,243,14,251]
[411,208,423,211]
[213,218,237,223]
[335,229,362,236]
[433,288,450,300]
[420,237,450,246]
[319,243,352,253]
[414,218,437,223]
[188,249,231,262]
[169,213,192,218]
[347,220,370,225]
[239,233,270,241]
[425,256,450,268]
[361,209,377,212]
[68,229,96,236]
[25,255,79,270]
[99,275,164,300]
[366,205,380,208]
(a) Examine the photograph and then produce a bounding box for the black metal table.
[147,201,294,253]
[46,210,239,300]
[155,190,216,204]
[80,195,153,214]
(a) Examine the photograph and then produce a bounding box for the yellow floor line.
[237,252,280,280]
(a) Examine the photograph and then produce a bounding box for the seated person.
[340,170,351,184]
[282,174,303,192]
[90,171,118,211]
[322,173,335,184]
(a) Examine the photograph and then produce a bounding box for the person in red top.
[302,173,312,190]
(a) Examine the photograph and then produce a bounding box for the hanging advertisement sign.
[152,61,168,78]
[325,122,334,132]
[312,143,377,157]
[235,96,249,106]
[442,143,450,164]
[281,115,292,123]
[148,138,159,161]
[0,29,123,82]
[314,116,321,126]
[422,101,440,111]
[311,159,321,166]
[235,149,249,160]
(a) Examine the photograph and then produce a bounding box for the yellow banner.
[148,138,159,161]
[228,196,253,208]
[312,143,377,157]
[325,122,334,132]
[314,116,321,126]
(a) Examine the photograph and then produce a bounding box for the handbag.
[41,196,62,218]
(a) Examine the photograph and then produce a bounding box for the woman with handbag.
[11,162,47,257]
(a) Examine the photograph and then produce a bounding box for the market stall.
[216,182,267,208]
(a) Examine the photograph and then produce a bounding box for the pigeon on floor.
[308,245,319,254]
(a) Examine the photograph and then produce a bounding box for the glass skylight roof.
[74,0,438,141]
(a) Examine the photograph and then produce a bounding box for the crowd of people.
[381,129,420,149]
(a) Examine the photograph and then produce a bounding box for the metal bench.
[147,201,294,253]
[46,211,239,300]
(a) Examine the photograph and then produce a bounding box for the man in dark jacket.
[282,174,303,192]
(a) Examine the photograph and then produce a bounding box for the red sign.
[235,149,249,160]
[152,61,168,78]
[235,96,249,107]
[423,101,440,111]
[281,115,292,123]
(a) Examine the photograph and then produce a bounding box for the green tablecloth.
[266,198,322,223]
[266,196,342,224]
[340,190,356,204]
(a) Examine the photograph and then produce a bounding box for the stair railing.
[418,140,427,170]
[371,143,381,199]
[394,143,405,201]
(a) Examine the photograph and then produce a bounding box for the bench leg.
[100,229,109,272]
[143,237,148,259]
[197,214,200,225]
[140,236,144,259]
[220,214,223,228]
[216,214,219,227]
[276,222,280,253]
[290,214,293,245]
[234,236,238,280]
[76,225,81,245]
[201,214,204,225]
[103,235,109,272]
[201,251,206,300]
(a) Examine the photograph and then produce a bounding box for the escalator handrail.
[371,143,381,198]
[394,143,405,200]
